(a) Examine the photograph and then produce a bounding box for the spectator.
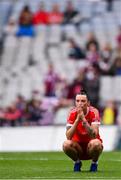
[48,3,63,25]
[4,103,22,127]
[116,26,121,48]
[26,98,43,126]
[113,57,121,75]
[0,107,5,126]
[85,32,100,51]
[54,77,69,98]
[44,63,62,97]
[83,65,100,108]
[14,95,27,125]
[86,43,100,65]
[16,5,35,37]
[63,1,82,29]
[67,68,85,99]
[99,43,115,75]
[68,38,86,60]
[102,101,117,125]
[104,0,114,11]
[33,1,49,25]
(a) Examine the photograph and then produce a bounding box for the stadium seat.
[99,76,114,102]
[47,25,62,44]
[1,36,18,70]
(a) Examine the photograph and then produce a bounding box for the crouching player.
[62,91,103,172]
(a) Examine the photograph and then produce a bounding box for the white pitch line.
[0,157,49,160]
[0,178,120,180]
[0,157,121,162]
[27,178,121,180]
[0,157,70,161]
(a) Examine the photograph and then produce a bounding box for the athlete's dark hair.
[76,89,89,101]
[80,90,87,96]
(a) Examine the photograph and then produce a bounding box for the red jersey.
[33,11,49,25]
[67,106,102,143]
[48,12,63,24]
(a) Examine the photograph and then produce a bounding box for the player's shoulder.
[89,106,99,113]
[89,106,99,114]
[70,107,77,113]
[68,107,77,116]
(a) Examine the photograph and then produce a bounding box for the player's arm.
[66,114,80,140]
[82,119,99,138]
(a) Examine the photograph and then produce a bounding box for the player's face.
[75,94,88,110]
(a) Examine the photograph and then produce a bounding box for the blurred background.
[0,0,121,152]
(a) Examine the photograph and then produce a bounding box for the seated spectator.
[85,32,100,51]
[33,1,49,25]
[4,104,22,127]
[31,90,73,125]
[99,43,115,75]
[44,63,62,97]
[16,5,35,37]
[48,3,63,24]
[62,1,82,28]
[68,38,86,60]
[14,94,27,125]
[26,98,43,126]
[86,43,100,65]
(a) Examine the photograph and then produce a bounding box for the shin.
[87,139,103,162]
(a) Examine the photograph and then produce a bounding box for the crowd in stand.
[4,1,83,37]
[4,0,121,76]
[0,59,119,126]
[3,0,116,36]
[0,0,121,127]
[0,91,73,127]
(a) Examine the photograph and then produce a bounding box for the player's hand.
[76,106,85,121]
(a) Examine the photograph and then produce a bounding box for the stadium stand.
[0,0,121,126]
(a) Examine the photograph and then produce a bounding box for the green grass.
[0,151,121,179]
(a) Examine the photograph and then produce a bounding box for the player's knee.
[93,142,102,152]
[89,139,102,152]
[62,140,72,152]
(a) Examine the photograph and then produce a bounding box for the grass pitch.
[0,151,121,179]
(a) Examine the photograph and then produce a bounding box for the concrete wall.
[0,125,119,152]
